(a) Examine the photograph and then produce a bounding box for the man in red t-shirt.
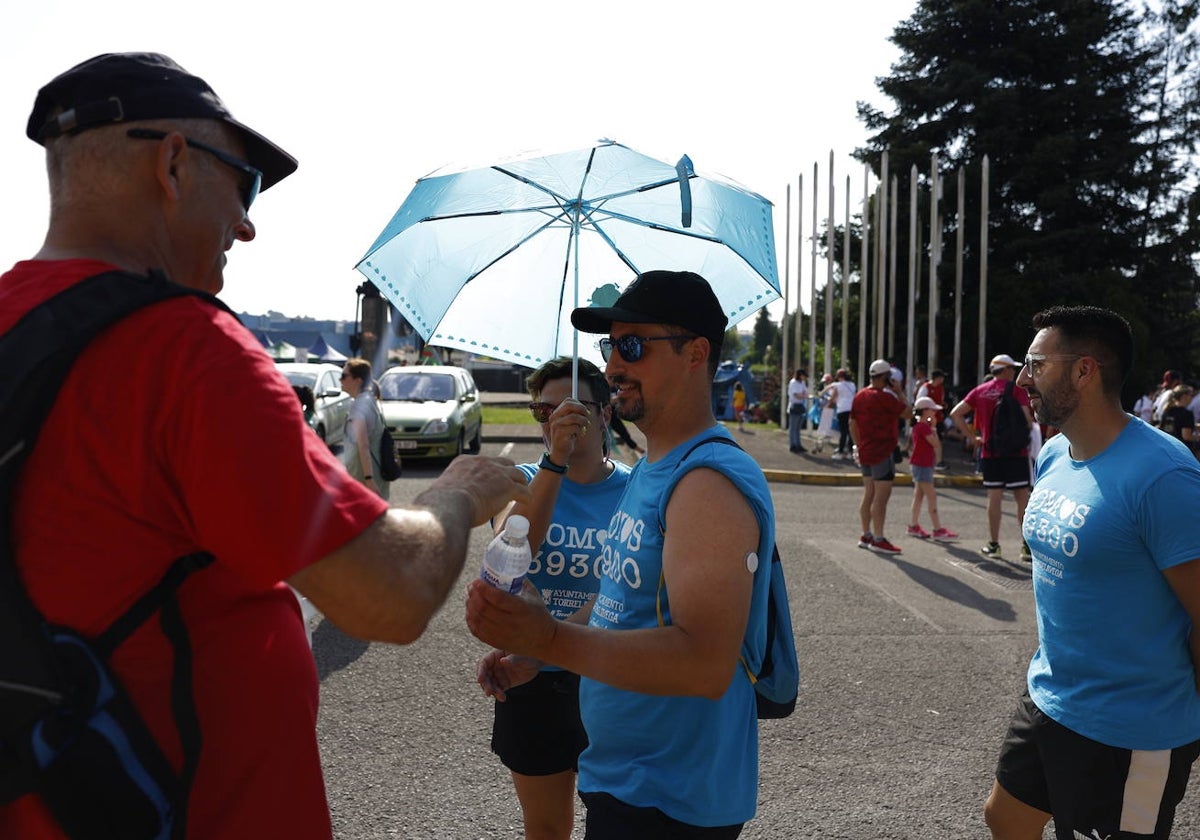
[2,53,530,839]
[849,359,913,554]
[949,354,1035,560]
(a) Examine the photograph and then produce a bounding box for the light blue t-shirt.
[577,426,775,827]
[1024,416,1200,750]
[515,460,631,621]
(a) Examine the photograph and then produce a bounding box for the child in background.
[733,380,747,431]
[906,396,959,541]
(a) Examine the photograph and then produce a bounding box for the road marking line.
[499,442,515,458]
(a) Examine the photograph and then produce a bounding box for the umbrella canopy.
[354,139,779,368]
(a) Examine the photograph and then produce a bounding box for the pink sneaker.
[906,524,931,539]
[931,527,959,542]
[869,536,902,555]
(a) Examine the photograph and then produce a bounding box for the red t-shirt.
[850,386,906,465]
[910,419,937,468]
[0,260,389,839]
[962,377,1032,459]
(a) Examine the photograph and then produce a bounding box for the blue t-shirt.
[1024,417,1200,750]
[577,426,776,827]
[515,460,631,621]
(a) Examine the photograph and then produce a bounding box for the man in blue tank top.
[466,270,776,838]
[984,306,1200,840]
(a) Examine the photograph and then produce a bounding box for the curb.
[482,433,983,488]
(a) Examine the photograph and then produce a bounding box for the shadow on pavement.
[885,555,1019,622]
[313,619,371,681]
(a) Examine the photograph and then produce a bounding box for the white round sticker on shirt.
[745,551,759,573]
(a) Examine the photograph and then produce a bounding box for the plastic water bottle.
[480,514,533,594]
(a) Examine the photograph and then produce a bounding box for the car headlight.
[425,419,451,435]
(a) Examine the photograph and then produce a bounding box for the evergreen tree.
[858,0,1200,394]
[752,307,778,364]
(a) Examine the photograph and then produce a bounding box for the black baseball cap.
[570,270,728,345]
[27,52,297,191]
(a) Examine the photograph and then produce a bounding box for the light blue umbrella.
[354,139,779,371]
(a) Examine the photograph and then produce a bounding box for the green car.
[377,365,483,461]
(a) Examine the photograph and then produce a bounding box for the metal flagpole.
[858,164,870,386]
[824,150,835,375]
[798,173,808,383]
[877,151,889,360]
[781,183,791,429]
[907,165,918,391]
[927,151,940,372]
[841,174,850,368]
[888,173,898,364]
[810,162,818,379]
[954,167,965,388]
[978,155,990,386]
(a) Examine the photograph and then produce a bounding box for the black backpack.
[985,381,1031,457]
[0,269,227,839]
[376,416,403,482]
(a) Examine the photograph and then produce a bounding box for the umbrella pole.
[572,209,580,399]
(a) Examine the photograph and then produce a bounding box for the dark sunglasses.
[127,128,262,210]
[528,400,603,423]
[598,334,696,363]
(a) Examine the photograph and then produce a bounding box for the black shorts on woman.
[491,669,587,776]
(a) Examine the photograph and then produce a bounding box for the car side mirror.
[461,393,477,403]
[322,389,341,398]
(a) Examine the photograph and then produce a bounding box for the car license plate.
[396,440,418,450]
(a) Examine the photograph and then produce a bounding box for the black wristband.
[538,452,568,474]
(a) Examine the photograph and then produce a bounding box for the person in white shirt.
[821,369,857,459]
[787,369,809,453]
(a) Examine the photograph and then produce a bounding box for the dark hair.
[526,356,610,405]
[293,384,315,414]
[930,369,946,380]
[1030,306,1131,395]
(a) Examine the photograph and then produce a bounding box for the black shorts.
[491,669,587,776]
[581,792,743,840]
[995,692,1200,839]
[981,455,1032,489]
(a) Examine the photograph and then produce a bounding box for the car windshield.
[281,371,317,389]
[380,373,456,402]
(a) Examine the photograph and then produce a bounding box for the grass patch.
[483,405,537,425]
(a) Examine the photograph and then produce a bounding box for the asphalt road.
[312,436,1200,840]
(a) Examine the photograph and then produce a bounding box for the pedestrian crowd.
[2,49,1198,840]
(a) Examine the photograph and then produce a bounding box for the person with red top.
[950,354,1035,560]
[849,359,913,554]
[906,396,959,541]
[0,52,529,839]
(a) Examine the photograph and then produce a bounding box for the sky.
[1,0,918,329]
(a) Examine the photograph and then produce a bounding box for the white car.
[276,362,352,448]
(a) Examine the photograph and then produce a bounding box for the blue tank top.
[577,426,776,826]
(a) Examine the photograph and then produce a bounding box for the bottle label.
[479,566,524,594]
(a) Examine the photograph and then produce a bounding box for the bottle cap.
[505,514,530,540]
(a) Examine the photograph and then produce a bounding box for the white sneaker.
[831,452,844,460]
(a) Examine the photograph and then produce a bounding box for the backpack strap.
[1,269,231,823]
[656,434,764,684]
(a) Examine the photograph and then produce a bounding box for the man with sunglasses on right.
[984,306,1200,840]
[467,270,777,838]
